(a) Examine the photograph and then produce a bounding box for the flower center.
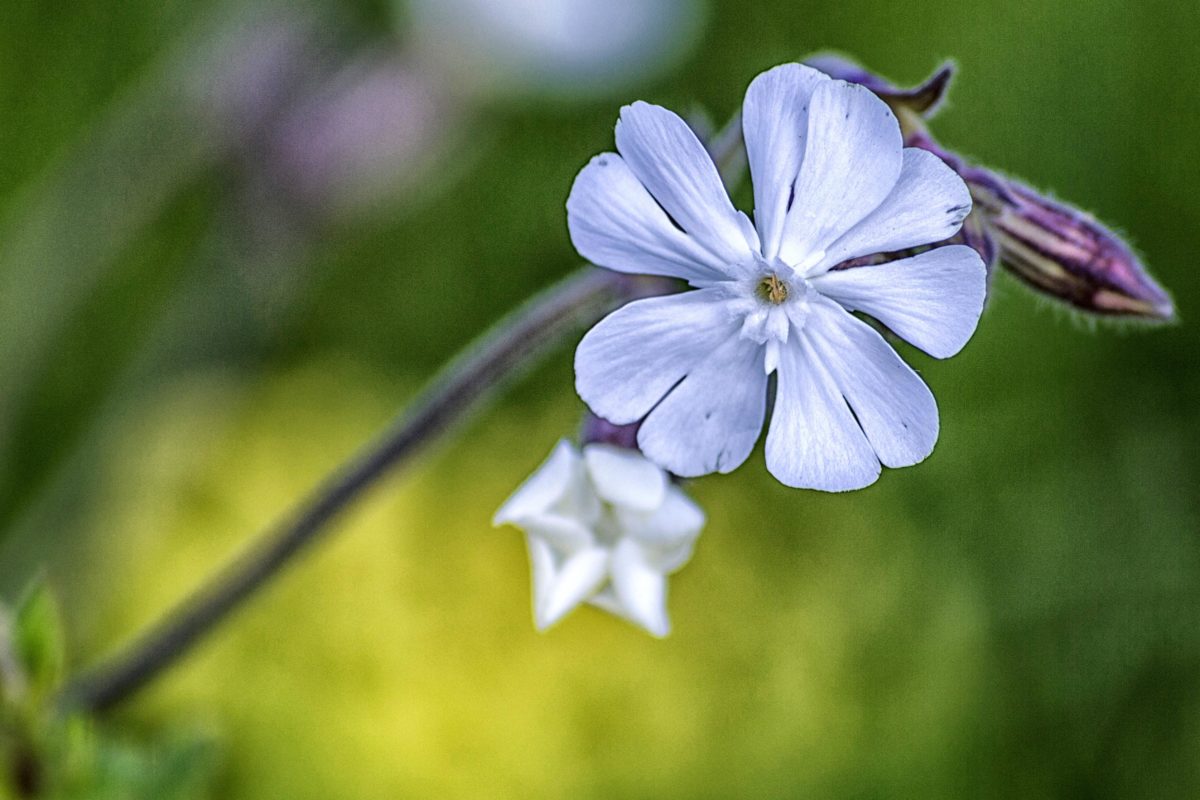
[756,273,789,305]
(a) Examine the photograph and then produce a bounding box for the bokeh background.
[2,0,1198,796]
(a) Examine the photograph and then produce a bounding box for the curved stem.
[56,266,630,715]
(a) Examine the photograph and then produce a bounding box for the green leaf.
[13,580,65,701]
[50,721,217,800]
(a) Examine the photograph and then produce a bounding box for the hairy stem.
[56,266,630,715]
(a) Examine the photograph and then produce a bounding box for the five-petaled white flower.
[494,439,704,636]
[569,63,987,491]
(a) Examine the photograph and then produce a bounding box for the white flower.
[569,63,987,491]
[408,0,703,98]
[494,439,704,637]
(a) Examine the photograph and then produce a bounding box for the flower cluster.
[498,61,988,634]
[497,56,1171,637]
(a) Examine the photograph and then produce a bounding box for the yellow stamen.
[756,274,789,304]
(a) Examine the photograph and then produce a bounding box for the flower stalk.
[53,113,752,716]
[56,266,634,715]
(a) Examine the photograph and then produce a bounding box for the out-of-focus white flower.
[406,0,703,97]
[570,63,987,492]
[494,439,703,637]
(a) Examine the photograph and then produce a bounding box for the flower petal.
[615,101,753,268]
[493,439,580,525]
[637,334,768,478]
[817,147,973,270]
[765,333,880,491]
[645,538,697,576]
[610,539,671,637]
[618,484,705,551]
[586,586,628,621]
[742,63,829,260]
[567,153,732,283]
[575,289,737,425]
[537,548,609,630]
[806,297,940,468]
[526,536,558,625]
[582,443,667,512]
[778,81,903,269]
[811,245,986,358]
[521,513,594,553]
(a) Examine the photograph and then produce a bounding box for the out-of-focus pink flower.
[269,54,456,216]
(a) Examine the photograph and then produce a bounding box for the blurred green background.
[1,0,1198,796]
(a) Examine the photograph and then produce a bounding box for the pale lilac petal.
[644,538,696,576]
[618,484,705,549]
[575,289,737,425]
[765,333,880,491]
[587,586,652,630]
[610,539,670,637]
[778,81,903,269]
[526,536,557,625]
[586,586,628,620]
[818,148,973,270]
[615,101,753,268]
[582,443,667,512]
[557,469,603,527]
[637,335,768,478]
[806,297,939,468]
[742,63,829,259]
[521,514,594,553]
[537,548,609,630]
[493,439,580,525]
[811,245,986,358]
[567,153,731,283]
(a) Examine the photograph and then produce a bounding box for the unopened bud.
[966,167,1174,320]
[580,411,641,451]
[952,204,999,278]
[805,53,954,119]
[814,57,1176,322]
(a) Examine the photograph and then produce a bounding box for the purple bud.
[805,53,954,117]
[954,207,1000,279]
[970,174,1174,319]
[824,61,1175,322]
[580,412,641,451]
